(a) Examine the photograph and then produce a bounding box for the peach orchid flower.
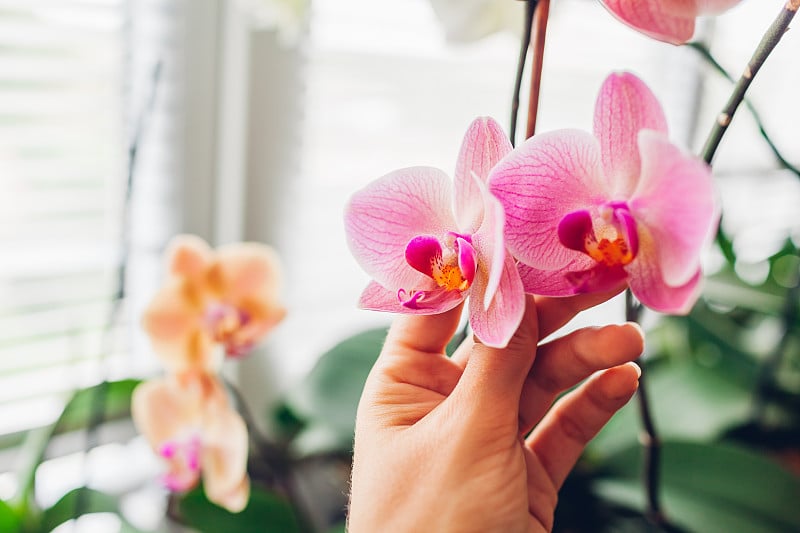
[143,235,286,372]
[601,0,743,44]
[489,72,719,314]
[132,371,250,512]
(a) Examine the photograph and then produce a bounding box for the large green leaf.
[178,486,301,533]
[282,328,387,456]
[595,440,800,533]
[0,499,20,533]
[38,487,119,533]
[15,379,141,509]
[588,360,751,460]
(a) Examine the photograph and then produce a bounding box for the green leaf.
[595,440,800,533]
[16,379,140,509]
[0,499,20,533]
[39,487,119,533]
[588,360,752,460]
[282,328,387,456]
[178,485,301,533]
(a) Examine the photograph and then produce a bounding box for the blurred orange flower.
[143,235,286,372]
[132,371,251,512]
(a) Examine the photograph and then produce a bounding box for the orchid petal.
[469,253,525,348]
[558,210,594,253]
[628,254,703,314]
[456,237,477,286]
[697,0,742,15]
[454,117,512,233]
[345,167,457,291]
[201,406,250,513]
[472,169,506,309]
[210,243,283,305]
[600,0,696,44]
[132,378,190,448]
[358,280,464,315]
[631,130,718,287]
[565,265,629,294]
[168,235,213,280]
[518,260,596,296]
[489,129,605,270]
[594,72,667,196]
[405,235,442,278]
[143,283,214,372]
[615,207,639,259]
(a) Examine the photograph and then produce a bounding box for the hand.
[348,293,644,533]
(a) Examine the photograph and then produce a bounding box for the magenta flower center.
[397,233,477,310]
[203,302,252,356]
[158,434,202,492]
[558,202,639,268]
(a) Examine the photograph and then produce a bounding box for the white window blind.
[0,0,179,442]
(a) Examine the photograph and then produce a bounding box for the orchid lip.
[404,233,477,292]
[558,203,638,269]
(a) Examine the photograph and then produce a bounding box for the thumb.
[454,295,539,417]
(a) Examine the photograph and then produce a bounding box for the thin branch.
[525,0,550,139]
[510,1,536,146]
[625,291,664,523]
[700,0,799,165]
[688,42,800,177]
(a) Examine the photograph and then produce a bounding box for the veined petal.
[696,0,742,15]
[518,260,594,296]
[630,130,718,287]
[358,280,464,315]
[472,168,506,309]
[488,129,605,270]
[469,253,525,348]
[628,260,702,314]
[454,117,512,233]
[600,0,696,44]
[594,72,667,196]
[345,167,457,291]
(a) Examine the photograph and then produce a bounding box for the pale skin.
[348,292,644,533]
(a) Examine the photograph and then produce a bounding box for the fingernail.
[627,361,642,378]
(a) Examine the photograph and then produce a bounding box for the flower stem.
[625,290,665,524]
[509,0,536,147]
[700,0,799,165]
[526,0,550,139]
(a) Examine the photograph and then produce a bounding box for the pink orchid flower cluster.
[132,235,286,512]
[345,72,719,349]
[601,0,743,44]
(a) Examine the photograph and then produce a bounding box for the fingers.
[454,295,539,415]
[518,323,644,433]
[526,363,640,491]
[535,285,625,340]
[384,303,464,356]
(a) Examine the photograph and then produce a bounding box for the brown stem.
[526,0,550,139]
[625,290,664,524]
[701,0,799,164]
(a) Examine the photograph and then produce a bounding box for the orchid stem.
[625,290,664,524]
[700,0,799,165]
[526,0,550,139]
[510,0,536,146]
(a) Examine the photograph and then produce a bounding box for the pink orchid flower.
[132,371,250,512]
[143,235,286,372]
[489,72,718,314]
[600,0,743,44]
[344,117,525,348]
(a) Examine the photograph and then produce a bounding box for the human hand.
[348,293,644,533]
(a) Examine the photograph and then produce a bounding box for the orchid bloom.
[132,371,250,512]
[345,117,525,348]
[600,0,743,44]
[489,72,718,314]
[143,235,286,372]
